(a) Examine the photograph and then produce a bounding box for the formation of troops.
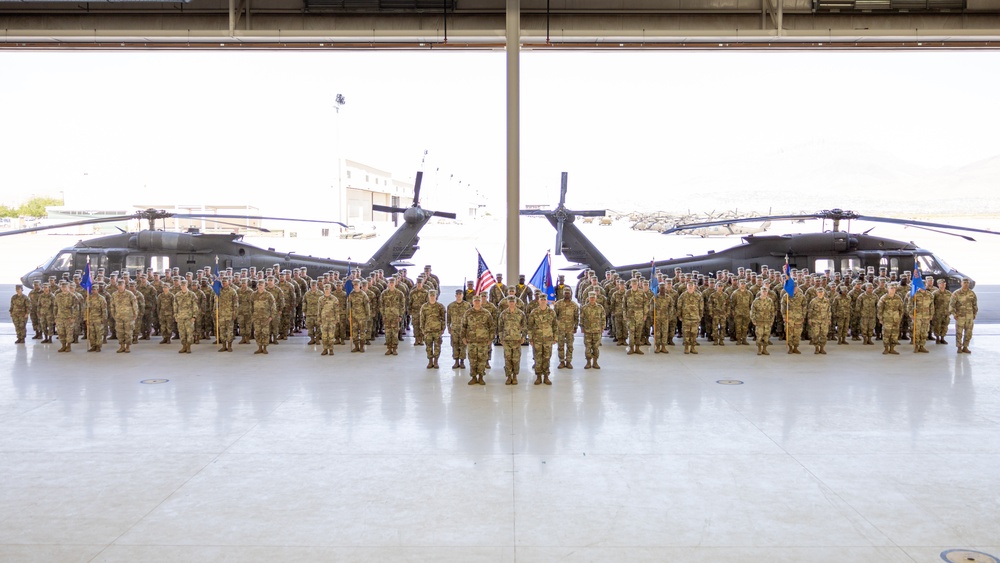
[9,261,980,383]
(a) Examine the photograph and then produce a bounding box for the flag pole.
[784,255,791,353]
[214,256,220,345]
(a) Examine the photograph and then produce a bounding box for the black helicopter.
[9,171,456,286]
[523,173,995,290]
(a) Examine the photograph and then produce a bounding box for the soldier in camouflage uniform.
[909,284,935,353]
[652,284,675,354]
[173,280,199,354]
[381,278,406,355]
[831,286,852,345]
[730,280,753,346]
[28,280,43,340]
[806,287,831,354]
[237,279,254,344]
[622,279,650,354]
[217,277,239,352]
[877,283,905,355]
[462,295,496,385]
[318,284,340,356]
[750,285,775,355]
[265,277,284,345]
[303,280,323,345]
[949,278,977,353]
[334,281,349,345]
[110,279,139,353]
[420,290,447,368]
[554,288,580,368]
[676,282,704,355]
[37,283,56,343]
[251,281,276,354]
[498,296,528,383]
[447,290,471,369]
[527,294,558,385]
[348,280,372,352]
[855,283,879,345]
[9,284,30,344]
[157,284,176,344]
[580,292,606,368]
[782,285,807,354]
[708,282,730,347]
[55,282,80,352]
[85,283,108,352]
[408,277,429,346]
[931,279,951,345]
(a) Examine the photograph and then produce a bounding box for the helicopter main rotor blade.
[174,214,350,229]
[574,210,606,217]
[430,210,458,220]
[519,210,550,216]
[555,218,565,256]
[372,205,409,215]
[660,213,823,235]
[902,224,976,242]
[854,215,999,237]
[0,214,140,237]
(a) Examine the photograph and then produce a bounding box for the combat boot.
[558,360,566,369]
[792,346,801,354]
[962,346,971,354]
[883,345,890,355]
[592,360,601,369]
[889,345,899,355]
[566,361,573,369]
[627,345,635,355]
[534,374,542,385]
[634,347,644,355]
[261,345,268,354]
[940,338,948,344]
[392,346,398,356]
[756,344,762,356]
[95,345,101,352]
[254,345,264,354]
[33,331,41,340]
[359,343,365,353]
[132,334,138,343]
[585,359,592,369]
[308,337,317,345]
[426,359,434,369]
[452,359,460,369]
[87,345,96,352]
[918,345,929,353]
[689,345,698,354]
[459,359,466,369]
[351,344,360,353]
[468,375,478,385]
[814,346,820,355]
[505,375,513,385]
[478,375,486,386]
[543,375,551,385]
[433,357,440,368]
[819,345,827,355]
[762,345,770,355]
[160,336,169,344]
[65,343,71,352]
[683,345,690,355]
[385,348,393,356]
[117,343,126,353]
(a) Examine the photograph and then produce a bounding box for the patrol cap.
[563,288,571,295]
[538,293,548,300]
[59,280,69,287]
[428,289,437,296]
[33,280,40,285]
[507,296,517,303]
[455,289,463,295]
[323,284,332,290]
[15,284,22,290]
[472,294,482,302]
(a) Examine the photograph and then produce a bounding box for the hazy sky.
[3,49,999,215]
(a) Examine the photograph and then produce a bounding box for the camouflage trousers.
[711,317,727,344]
[786,320,803,349]
[29,310,39,334]
[653,319,670,348]
[467,341,491,376]
[87,320,106,349]
[881,319,901,348]
[383,316,401,347]
[57,319,74,347]
[450,332,466,360]
[115,317,135,344]
[556,331,575,362]
[39,313,55,339]
[350,317,369,346]
[613,313,625,342]
[626,316,645,348]
[306,315,320,340]
[859,315,876,339]
[733,314,750,343]
[833,314,850,342]
[912,316,931,349]
[681,318,700,348]
[954,315,974,348]
[253,319,271,347]
[159,315,176,338]
[411,316,423,344]
[808,319,829,346]
[239,312,253,339]
[177,317,196,345]
[583,332,601,360]
[321,320,338,349]
[424,329,443,359]
[531,340,554,375]
[218,316,235,344]
[338,315,349,343]
[932,314,949,341]
[755,321,773,346]
[502,340,522,375]
[12,314,28,341]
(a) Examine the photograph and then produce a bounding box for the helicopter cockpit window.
[840,258,861,273]
[50,252,73,271]
[814,259,835,274]
[916,255,947,275]
[125,255,145,277]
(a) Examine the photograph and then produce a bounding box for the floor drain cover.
[140,379,169,384]
[716,380,744,385]
[941,549,1000,563]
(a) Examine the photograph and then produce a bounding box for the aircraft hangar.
[2,4,999,562]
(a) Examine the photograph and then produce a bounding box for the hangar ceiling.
[1,0,999,49]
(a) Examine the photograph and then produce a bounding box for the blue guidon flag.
[81,259,93,294]
[910,267,925,297]
[783,261,796,297]
[474,250,497,296]
[212,257,222,296]
[528,252,556,301]
[344,264,354,296]
[649,259,659,294]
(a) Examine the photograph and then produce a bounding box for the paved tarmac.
[1,316,998,562]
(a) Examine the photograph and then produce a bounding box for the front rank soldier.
[381,278,406,355]
[9,284,30,344]
[831,286,852,345]
[347,280,372,353]
[932,279,952,345]
[318,284,340,356]
[110,279,139,353]
[447,289,471,368]
[949,278,977,354]
[806,287,831,354]
[527,294,557,384]
[158,284,176,344]
[782,284,808,354]
[420,290,447,368]
[730,280,753,346]
[909,283,934,353]
[652,283,675,354]
[708,282,730,347]
[237,279,255,344]
[877,283,905,355]
[303,280,323,345]
[251,280,276,354]
[677,282,704,355]
[217,277,239,352]
[85,283,108,352]
[37,283,56,343]
[554,288,580,369]
[174,280,199,354]
[856,283,879,345]
[580,292,606,369]
[28,280,43,340]
[333,281,348,345]
[462,295,496,385]
[55,281,80,352]
[408,277,429,346]
[750,285,775,355]
[498,296,528,383]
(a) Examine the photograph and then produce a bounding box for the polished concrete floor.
[1,325,998,563]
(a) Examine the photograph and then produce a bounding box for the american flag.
[475,251,497,295]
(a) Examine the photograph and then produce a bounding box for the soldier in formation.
[580,291,605,368]
[462,295,496,385]
[554,288,579,368]
[498,296,528,383]
[9,284,30,344]
[110,279,139,353]
[217,276,239,352]
[420,290,447,368]
[86,283,108,352]
[447,289,470,368]
[909,282,935,353]
[949,278,977,354]
[527,294,557,385]
[877,283,905,355]
[318,284,340,356]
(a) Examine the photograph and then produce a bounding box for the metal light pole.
[334,93,347,226]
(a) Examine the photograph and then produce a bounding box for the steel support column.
[505,0,520,286]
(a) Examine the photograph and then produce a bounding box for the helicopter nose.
[20,269,43,287]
